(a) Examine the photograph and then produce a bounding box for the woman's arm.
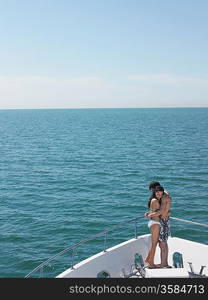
[147,195,170,218]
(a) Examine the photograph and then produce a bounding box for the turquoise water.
[1,108,208,278]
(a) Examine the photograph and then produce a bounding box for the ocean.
[1,108,208,278]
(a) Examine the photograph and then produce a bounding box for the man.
[146,181,172,268]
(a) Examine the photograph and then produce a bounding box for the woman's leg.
[145,224,160,267]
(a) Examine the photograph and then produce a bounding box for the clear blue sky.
[0,0,208,109]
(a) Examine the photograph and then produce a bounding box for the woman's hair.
[147,185,164,208]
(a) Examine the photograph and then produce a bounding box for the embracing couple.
[145,181,171,269]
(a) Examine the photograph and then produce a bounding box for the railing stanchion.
[71,248,75,269]
[104,232,107,252]
[135,219,138,239]
[40,266,43,278]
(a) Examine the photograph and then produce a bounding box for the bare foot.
[155,264,162,268]
[147,264,156,269]
[145,258,157,269]
[145,261,156,269]
[155,264,172,268]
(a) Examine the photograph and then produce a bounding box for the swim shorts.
[159,217,171,242]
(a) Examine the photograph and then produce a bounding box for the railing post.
[134,219,138,239]
[39,266,43,278]
[103,232,107,252]
[71,248,75,269]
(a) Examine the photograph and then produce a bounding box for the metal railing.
[170,217,208,228]
[25,215,208,278]
[25,215,145,278]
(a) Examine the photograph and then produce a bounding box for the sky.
[0,0,208,109]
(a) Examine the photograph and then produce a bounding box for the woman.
[145,185,164,268]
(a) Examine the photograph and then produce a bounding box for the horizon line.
[0,106,208,111]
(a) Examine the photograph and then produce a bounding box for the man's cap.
[155,185,164,192]
[149,181,161,190]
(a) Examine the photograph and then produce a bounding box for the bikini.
[148,219,161,229]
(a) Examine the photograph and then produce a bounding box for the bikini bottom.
[148,219,161,229]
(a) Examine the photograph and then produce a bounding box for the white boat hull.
[56,234,208,278]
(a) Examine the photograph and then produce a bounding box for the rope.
[170,217,208,228]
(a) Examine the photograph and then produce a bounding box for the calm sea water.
[1,108,208,278]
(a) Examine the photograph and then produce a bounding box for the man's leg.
[156,217,170,267]
[159,241,169,267]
